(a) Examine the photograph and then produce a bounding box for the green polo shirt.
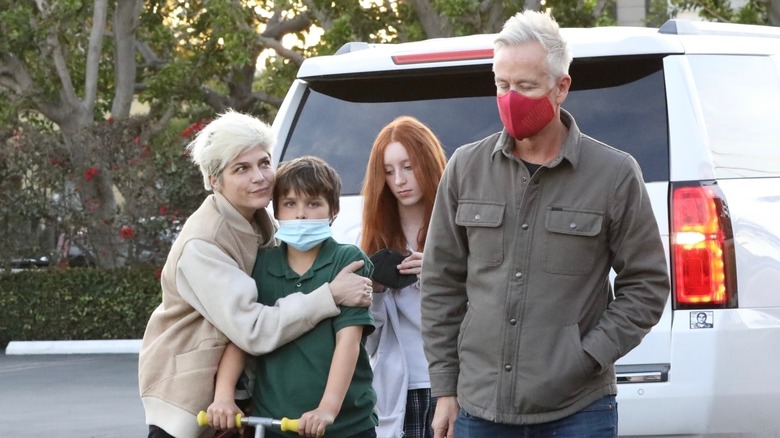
[251,237,377,437]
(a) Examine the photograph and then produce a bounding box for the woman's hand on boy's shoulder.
[330,259,373,307]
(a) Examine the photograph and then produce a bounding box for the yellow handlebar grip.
[196,411,242,429]
[280,417,299,432]
[196,411,209,427]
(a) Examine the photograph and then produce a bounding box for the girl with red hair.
[360,116,447,438]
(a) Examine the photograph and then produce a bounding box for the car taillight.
[670,182,737,309]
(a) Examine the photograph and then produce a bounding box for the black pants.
[148,425,174,438]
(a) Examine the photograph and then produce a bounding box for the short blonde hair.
[186,109,275,191]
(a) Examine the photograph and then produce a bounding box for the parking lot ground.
[0,352,147,437]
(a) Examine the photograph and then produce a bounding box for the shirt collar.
[267,237,338,280]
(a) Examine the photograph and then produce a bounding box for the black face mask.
[369,248,418,290]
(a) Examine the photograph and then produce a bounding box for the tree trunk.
[111,0,142,120]
[770,0,780,26]
[411,0,455,38]
[59,124,124,269]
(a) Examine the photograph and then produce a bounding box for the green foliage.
[0,264,162,349]
[669,0,768,24]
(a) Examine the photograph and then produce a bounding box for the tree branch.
[301,0,333,30]
[262,12,312,40]
[111,0,142,119]
[83,0,109,114]
[0,53,35,96]
[202,86,230,112]
[257,36,305,65]
[136,41,166,69]
[250,91,283,108]
[690,0,731,22]
[34,0,80,107]
[146,105,176,139]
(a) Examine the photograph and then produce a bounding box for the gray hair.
[186,109,275,191]
[494,10,573,82]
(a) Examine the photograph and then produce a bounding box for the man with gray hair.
[420,10,669,438]
[139,110,374,438]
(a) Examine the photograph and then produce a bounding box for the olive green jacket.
[421,110,670,425]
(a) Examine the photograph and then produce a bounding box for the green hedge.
[0,265,162,349]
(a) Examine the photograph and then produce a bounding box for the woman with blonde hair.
[139,110,373,438]
[360,115,447,438]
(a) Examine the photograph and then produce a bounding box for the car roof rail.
[659,18,780,38]
[334,42,374,55]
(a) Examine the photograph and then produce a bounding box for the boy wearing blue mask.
[207,156,378,438]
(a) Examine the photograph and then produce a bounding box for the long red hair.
[360,116,447,255]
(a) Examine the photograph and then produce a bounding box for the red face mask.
[496,90,555,140]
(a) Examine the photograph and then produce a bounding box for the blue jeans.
[455,395,617,438]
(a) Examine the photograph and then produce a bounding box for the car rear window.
[280,55,669,195]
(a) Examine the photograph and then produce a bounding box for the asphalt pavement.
[0,352,147,437]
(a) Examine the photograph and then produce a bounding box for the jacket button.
[505,364,512,372]
[296,282,302,287]
[474,214,481,221]
[521,223,529,230]
[515,272,523,279]
[509,318,517,325]
[570,222,577,229]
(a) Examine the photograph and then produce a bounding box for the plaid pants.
[403,388,437,438]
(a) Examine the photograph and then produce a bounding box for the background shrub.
[0,264,161,349]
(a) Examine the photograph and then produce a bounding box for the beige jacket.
[139,193,340,437]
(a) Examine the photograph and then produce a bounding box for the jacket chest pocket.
[543,207,604,276]
[456,201,505,266]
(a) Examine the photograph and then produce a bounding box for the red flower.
[154,267,163,280]
[181,119,208,138]
[159,205,168,215]
[119,226,134,240]
[85,167,99,182]
[106,116,114,124]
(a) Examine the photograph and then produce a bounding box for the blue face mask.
[275,218,332,252]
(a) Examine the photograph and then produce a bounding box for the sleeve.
[177,239,341,355]
[582,155,671,369]
[365,292,388,357]
[419,151,470,397]
[333,245,376,336]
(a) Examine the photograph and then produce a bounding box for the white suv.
[272,19,780,436]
